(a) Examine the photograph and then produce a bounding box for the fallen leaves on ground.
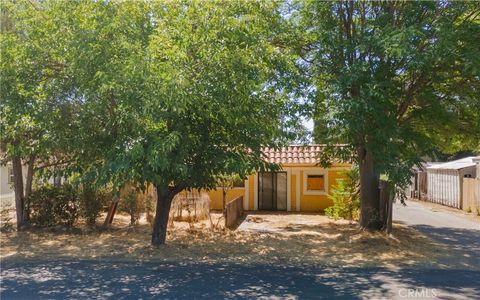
[0,213,449,269]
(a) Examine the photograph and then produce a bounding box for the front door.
[258,172,287,211]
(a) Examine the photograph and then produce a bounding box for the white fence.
[427,170,461,208]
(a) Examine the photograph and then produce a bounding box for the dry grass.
[0,212,449,269]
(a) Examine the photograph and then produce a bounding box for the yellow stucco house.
[208,145,351,212]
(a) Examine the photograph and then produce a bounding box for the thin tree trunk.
[12,156,25,229]
[24,155,35,222]
[25,155,35,198]
[358,147,382,230]
[151,185,183,246]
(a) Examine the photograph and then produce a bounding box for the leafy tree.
[296,1,480,229]
[56,1,296,245]
[0,0,75,228]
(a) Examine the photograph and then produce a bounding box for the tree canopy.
[295,0,480,228]
[60,0,298,190]
[1,0,479,239]
[1,0,299,243]
[1,0,79,226]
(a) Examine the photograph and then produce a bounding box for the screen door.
[258,172,287,211]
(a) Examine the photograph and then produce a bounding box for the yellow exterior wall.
[328,170,348,190]
[248,175,255,210]
[246,163,350,212]
[298,166,349,212]
[129,163,350,213]
[207,188,245,210]
[125,183,245,211]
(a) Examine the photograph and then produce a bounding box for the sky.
[303,118,314,133]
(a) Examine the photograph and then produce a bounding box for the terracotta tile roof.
[261,144,347,165]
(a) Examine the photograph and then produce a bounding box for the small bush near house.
[325,167,360,220]
[80,186,110,226]
[26,184,79,227]
[118,191,144,226]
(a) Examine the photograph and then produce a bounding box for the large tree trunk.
[358,147,382,230]
[12,156,26,229]
[151,185,183,246]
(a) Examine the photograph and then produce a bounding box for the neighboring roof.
[261,144,348,165]
[427,156,480,171]
[412,162,439,171]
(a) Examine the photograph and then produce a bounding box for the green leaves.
[299,1,480,188]
[1,1,297,191]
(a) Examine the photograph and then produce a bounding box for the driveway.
[394,199,480,268]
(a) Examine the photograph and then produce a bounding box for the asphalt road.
[394,199,480,268]
[393,199,480,231]
[1,201,479,299]
[1,260,479,300]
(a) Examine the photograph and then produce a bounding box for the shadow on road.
[1,260,479,299]
[392,222,480,269]
[411,225,480,252]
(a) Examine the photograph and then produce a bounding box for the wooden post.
[103,197,119,228]
[225,196,244,229]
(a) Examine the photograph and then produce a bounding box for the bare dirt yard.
[0,212,452,269]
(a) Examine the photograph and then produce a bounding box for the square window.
[307,175,324,191]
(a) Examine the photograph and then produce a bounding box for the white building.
[426,157,479,208]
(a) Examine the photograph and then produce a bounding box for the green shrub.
[118,191,144,225]
[79,186,110,226]
[325,167,360,220]
[26,184,79,227]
